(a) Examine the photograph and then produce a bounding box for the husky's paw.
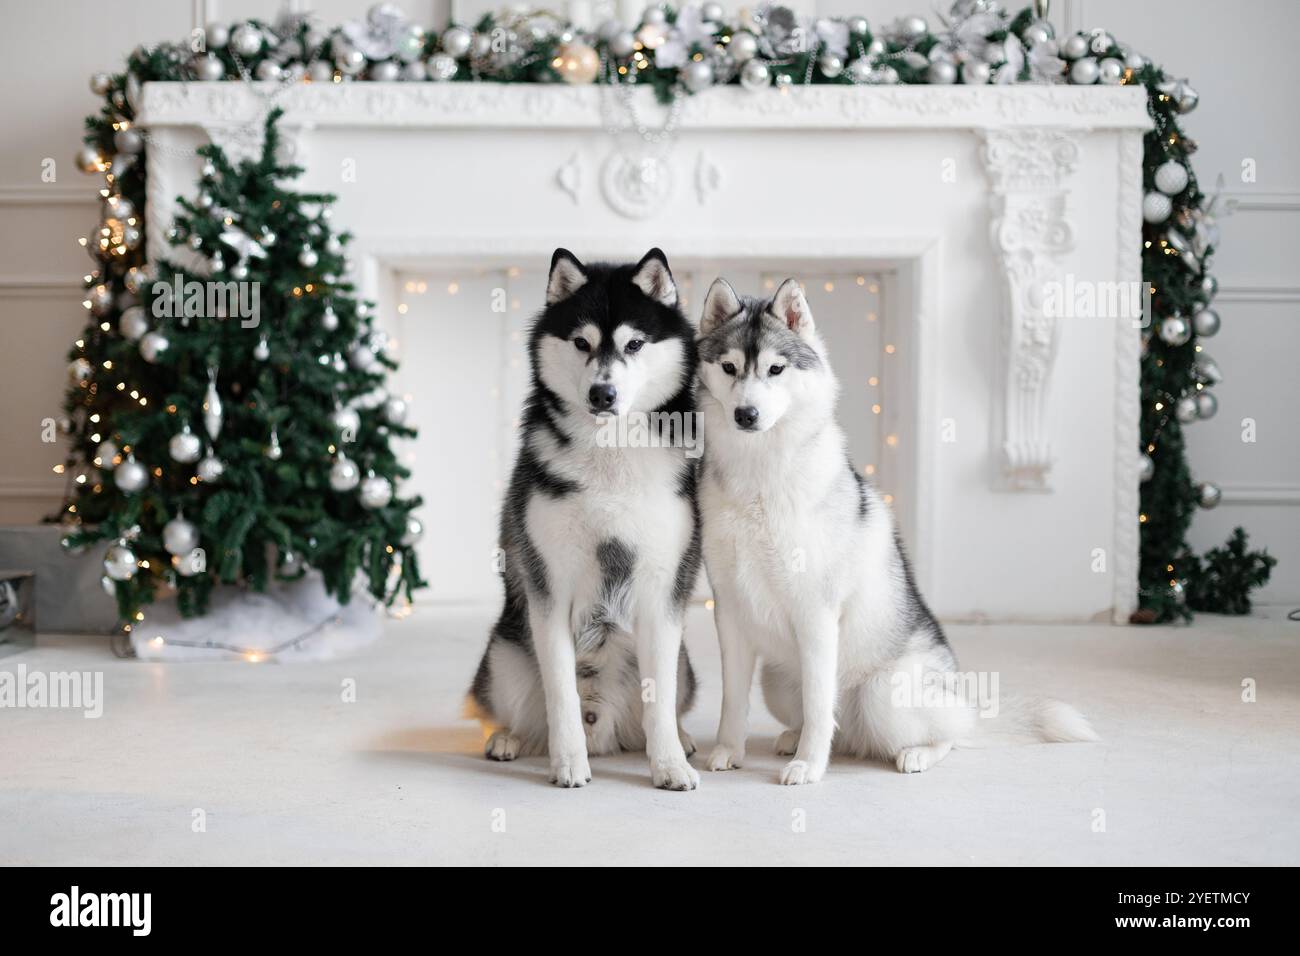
[549,753,592,788]
[778,759,825,786]
[707,744,744,771]
[678,727,697,758]
[895,744,946,774]
[485,730,521,762]
[651,755,700,791]
[774,729,801,756]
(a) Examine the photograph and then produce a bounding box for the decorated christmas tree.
[58,109,424,631]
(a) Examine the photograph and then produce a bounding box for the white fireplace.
[138,82,1150,623]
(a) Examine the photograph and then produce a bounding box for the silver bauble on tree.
[197,453,224,483]
[1069,57,1099,84]
[162,515,200,556]
[1197,482,1221,509]
[729,31,759,63]
[103,541,138,581]
[1139,454,1155,483]
[140,330,170,363]
[1194,352,1223,385]
[114,455,148,493]
[1175,395,1199,423]
[359,472,393,510]
[927,60,958,85]
[383,396,408,426]
[1158,315,1190,347]
[331,405,361,440]
[1196,390,1218,420]
[329,452,361,492]
[818,54,843,79]
[1061,34,1089,60]
[682,60,714,93]
[172,549,205,577]
[119,306,149,342]
[1192,307,1220,337]
[1142,191,1172,223]
[230,22,263,57]
[400,516,424,546]
[440,25,472,58]
[170,424,203,464]
[1154,159,1190,196]
[740,59,771,92]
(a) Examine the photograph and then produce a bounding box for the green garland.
[61,3,1274,625]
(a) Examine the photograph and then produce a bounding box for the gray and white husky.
[467,249,702,790]
[695,277,1098,786]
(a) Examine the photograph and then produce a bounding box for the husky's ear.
[631,248,678,308]
[547,248,587,305]
[700,277,741,336]
[772,278,814,337]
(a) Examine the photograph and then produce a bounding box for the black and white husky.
[467,249,702,790]
[695,277,1098,786]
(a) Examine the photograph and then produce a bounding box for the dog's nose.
[588,383,618,411]
[734,406,760,430]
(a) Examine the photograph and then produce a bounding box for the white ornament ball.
[197,455,224,482]
[231,23,263,57]
[1192,308,1220,337]
[1098,57,1125,84]
[402,61,427,81]
[332,405,361,439]
[383,396,408,426]
[818,54,843,79]
[370,60,400,82]
[1069,57,1099,84]
[740,59,771,92]
[119,306,149,342]
[927,60,958,85]
[193,54,224,81]
[334,40,366,75]
[140,331,170,363]
[1061,34,1089,60]
[1154,159,1189,196]
[172,549,205,576]
[847,17,869,36]
[1197,482,1222,509]
[961,61,991,85]
[1142,191,1173,223]
[359,473,393,510]
[441,26,473,58]
[162,517,200,556]
[1139,454,1155,483]
[114,456,148,493]
[329,454,360,492]
[1196,391,1218,420]
[96,439,119,469]
[729,31,759,63]
[701,2,724,21]
[103,543,138,581]
[847,58,873,84]
[299,246,319,268]
[255,60,282,81]
[427,53,457,81]
[400,516,424,546]
[682,59,714,93]
[609,32,636,58]
[169,426,202,464]
[308,61,334,83]
[1158,315,1191,347]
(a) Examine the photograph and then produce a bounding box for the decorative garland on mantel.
[63,1,1274,624]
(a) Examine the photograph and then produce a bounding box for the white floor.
[2,606,1298,866]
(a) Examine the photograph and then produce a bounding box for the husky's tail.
[958,696,1100,747]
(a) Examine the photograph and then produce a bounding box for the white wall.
[1,0,1296,605]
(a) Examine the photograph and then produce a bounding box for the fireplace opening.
[382,256,918,603]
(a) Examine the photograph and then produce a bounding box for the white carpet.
[2,606,1298,866]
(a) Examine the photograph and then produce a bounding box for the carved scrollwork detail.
[600,151,673,220]
[981,128,1081,492]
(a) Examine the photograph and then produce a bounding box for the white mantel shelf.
[138,81,1150,623]
[137,82,1151,131]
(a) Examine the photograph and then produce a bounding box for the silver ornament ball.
[103,543,138,581]
[162,517,200,556]
[169,426,202,464]
[1196,390,1218,420]
[329,454,360,492]
[927,60,958,85]
[1061,34,1089,60]
[1138,454,1155,483]
[1197,482,1221,509]
[729,31,759,63]
[818,54,843,79]
[119,306,149,342]
[140,331,170,363]
[1142,191,1172,224]
[1158,315,1191,347]
[114,456,148,493]
[230,23,263,57]
[1154,159,1189,196]
[1175,395,1199,423]
[427,53,457,81]
[197,455,224,482]
[682,59,714,93]
[359,474,394,510]
[1192,307,1220,337]
[1069,57,1099,84]
[441,26,473,59]
[400,516,424,546]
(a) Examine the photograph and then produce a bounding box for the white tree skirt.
[130,573,382,662]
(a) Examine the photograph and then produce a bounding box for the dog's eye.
[721,361,736,376]
[625,339,644,354]
[769,364,785,376]
[573,337,590,352]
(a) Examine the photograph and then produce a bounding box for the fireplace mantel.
[138,83,1150,622]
